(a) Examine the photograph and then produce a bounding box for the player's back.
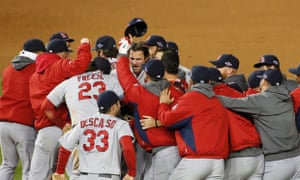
[48,70,124,125]
[60,113,133,174]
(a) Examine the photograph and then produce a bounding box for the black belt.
[80,172,112,178]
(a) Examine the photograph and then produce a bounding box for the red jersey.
[30,43,92,130]
[158,87,229,159]
[290,87,300,131]
[213,83,261,151]
[0,63,36,126]
[116,56,184,151]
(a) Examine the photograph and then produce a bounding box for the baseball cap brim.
[145,40,156,46]
[65,38,75,43]
[288,68,299,75]
[253,63,264,68]
[209,60,223,67]
[67,48,73,52]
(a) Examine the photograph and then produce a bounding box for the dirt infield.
[1,0,300,79]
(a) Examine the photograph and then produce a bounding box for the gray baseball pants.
[224,154,264,180]
[168,158,225,180]
[0,122,36,180]
[29,126,62,180]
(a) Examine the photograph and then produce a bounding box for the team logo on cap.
[224,61,233,67]
[260,57,265,63]
[273,60,279,65]
[157,42,164,47]
[60,32,67,39]
[96,43,104,49]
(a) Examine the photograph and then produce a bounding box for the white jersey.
[47,70,124,125]
[107,57,118,70]
[179,65,191,82]
[111,68,146,85]
[59,113,134,174]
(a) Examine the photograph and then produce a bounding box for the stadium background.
[1,0,300,79]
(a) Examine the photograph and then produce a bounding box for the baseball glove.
[52,173,67,180]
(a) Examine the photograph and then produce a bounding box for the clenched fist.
[52,173,67,180]
[80,38,91,44]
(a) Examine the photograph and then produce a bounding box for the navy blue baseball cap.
[288,64,300,76]
[248,70,265,88]
[145,35,167,48]
[143,59,165,80]
[23,39,46,52]
[124,17,148,37]
[92,35,117,51]
[208,67,223,82]
[210,54,239,69]
[191,65,210,84]
[253,54,280,68]
[262,69,282,86]
[49,32,74,42]
[47,39,73,53]
[97,90,119,111]
[166,41,179,53]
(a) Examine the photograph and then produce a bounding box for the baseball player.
[210,54,249,92]
[288,64,300,84]
[253,54,298,93]
[41,57,124,179]
[158,65,229,179]
[29,38,92,180]
[166,40,191,83]
[92,35,119,70]
[246,70,265,95]
[218,69,300,179]
[51,90,136,180]
[49,32,75,49]
[289,64,300,132]
[116,56,184,180]
[208,67,264,180]
[0,39,46,180]
[144,35,167,58]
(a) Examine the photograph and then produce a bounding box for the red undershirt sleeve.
[120,135,136,177]
[55,146,72,174]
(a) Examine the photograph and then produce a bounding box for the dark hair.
[103,48,118,58]
[161,49,179,74]
[97,48,118,58]
[129,41,150,58]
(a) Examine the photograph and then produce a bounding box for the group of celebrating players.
[1,17,300,180]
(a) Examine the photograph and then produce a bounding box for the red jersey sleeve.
[158,97,193,129]
[41,99,69,129]
[58,43,92,78]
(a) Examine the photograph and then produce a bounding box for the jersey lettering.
[83,129,109,152]
[78,81,106,100]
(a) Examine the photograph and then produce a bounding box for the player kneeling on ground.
[52,90,136,180]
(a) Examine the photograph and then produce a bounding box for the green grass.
[0,79,22,179]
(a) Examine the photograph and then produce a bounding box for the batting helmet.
[124,18,148,38]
